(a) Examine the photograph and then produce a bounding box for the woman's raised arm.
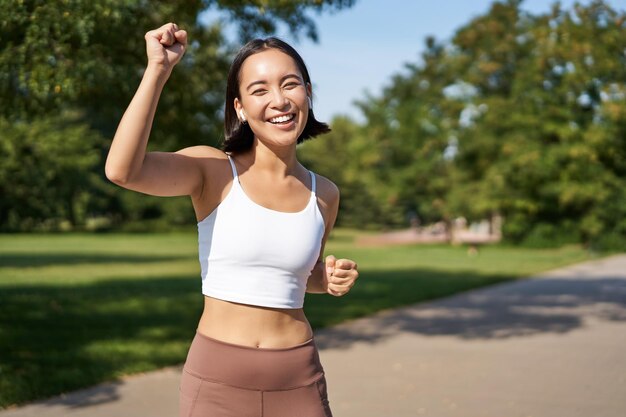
[104,23,204,198]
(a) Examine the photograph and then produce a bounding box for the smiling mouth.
[268,114,295,124]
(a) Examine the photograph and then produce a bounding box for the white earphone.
[307,96,312,109]
[239,110,246,123]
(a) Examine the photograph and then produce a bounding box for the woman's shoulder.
[175,145,228,159]
[175,145,233,192]
[175,145,231,178]
[311,171,340,206]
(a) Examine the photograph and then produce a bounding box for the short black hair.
[221,37,330,153]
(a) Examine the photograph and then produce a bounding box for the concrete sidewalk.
[2,255,626,417]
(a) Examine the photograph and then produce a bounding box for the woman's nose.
[269,88,289,108]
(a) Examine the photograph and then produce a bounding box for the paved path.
[2,255,626,417]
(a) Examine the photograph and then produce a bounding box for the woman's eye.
[284,82,300,89]
[252,89,266,95]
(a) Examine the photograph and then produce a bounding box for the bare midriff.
[196,295,314,349]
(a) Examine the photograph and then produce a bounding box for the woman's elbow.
[104,162,130,185]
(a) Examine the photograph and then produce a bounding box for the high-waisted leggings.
[179,331,333,417]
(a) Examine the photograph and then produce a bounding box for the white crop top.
[197,154,325,309]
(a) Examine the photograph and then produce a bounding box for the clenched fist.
[323,255,359,297]
[144,22,187,72]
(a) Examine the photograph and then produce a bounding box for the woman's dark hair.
[222,37,330,153]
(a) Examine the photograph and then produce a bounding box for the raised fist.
[144,22,187,71]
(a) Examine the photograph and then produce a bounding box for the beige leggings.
[179,331,333,417]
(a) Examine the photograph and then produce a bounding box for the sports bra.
[197,153,326,309]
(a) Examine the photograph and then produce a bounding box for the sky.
[202,0,626,123]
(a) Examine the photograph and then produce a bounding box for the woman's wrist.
[144,62,172,82]
[306,261,328,294]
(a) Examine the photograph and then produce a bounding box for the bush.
[520,222,581,248]
[0,114,107,231]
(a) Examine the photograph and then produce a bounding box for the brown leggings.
[179,331,333,417]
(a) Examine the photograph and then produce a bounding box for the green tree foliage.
[298,115,390,228]
[351,0,626,249]
[0,112,106,231]
[0,0,355,231]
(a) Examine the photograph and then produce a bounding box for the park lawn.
[0,229,599,409]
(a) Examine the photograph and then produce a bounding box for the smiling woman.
[104,22,359,417]
[224,37,330,153]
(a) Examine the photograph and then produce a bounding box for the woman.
[105,22,359,417]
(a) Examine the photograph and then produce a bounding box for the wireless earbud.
[307,96,312,109]
[239,110,247,123]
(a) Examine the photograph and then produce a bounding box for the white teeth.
[269,114,294,123]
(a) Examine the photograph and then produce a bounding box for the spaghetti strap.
[226,154,238,180]
[309,171,316,195]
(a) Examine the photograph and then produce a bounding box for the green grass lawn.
[0,228,600,408]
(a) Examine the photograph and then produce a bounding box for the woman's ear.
[234,98,246,123]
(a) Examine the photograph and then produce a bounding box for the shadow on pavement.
[314,261,626,349]
[2,256,625,411]
[40,382,123,410]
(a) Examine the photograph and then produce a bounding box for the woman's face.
[234,48,311,148]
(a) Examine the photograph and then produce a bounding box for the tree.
[0,0,356,231]
[0,112,105,231]
[349,0,626,248]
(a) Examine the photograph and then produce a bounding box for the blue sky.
[202,0,626,122]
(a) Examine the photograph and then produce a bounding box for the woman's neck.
[237,139,302,179]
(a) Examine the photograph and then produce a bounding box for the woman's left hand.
[324,255,359,297]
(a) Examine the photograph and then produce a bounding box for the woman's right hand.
[144,22,187,73]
